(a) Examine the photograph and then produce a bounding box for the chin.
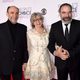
[12,21,17,24]
[63,20,71,24]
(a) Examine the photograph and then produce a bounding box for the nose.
[14,13,19,18]
[65,13,69,17]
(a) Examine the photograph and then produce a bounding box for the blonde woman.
[24,12,57,80]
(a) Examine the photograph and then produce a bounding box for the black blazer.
[0,21,28,75]
[48,19,80,69]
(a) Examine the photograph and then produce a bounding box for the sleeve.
[27,32,32,54]
[68,22,80,58]
[47,24,56,54]
[23,27,29,63]
[69,35,80,58]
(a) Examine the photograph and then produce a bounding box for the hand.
[62,48,69,56]
[54,45,62,56]
[22,63,27,71]
[60,52,69,60]
[59,48,69,60]
[55,46,69,60]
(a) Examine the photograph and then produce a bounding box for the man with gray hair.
[0,6,28,80]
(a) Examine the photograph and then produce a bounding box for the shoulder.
[27,29,34,35]
[71,19,80,31]
[0,22,7,29]
[17,23,27,28]
[51,20,61,26]
[0,21,7,26]
[72,19,80,28]
[17,23,27,31]
[72,19,80,24]
[51,20,61,29]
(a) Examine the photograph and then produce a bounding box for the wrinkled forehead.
[7,6,19,13]
[60,5,72,12]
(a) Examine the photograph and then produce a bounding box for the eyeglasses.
[33,18,42,22]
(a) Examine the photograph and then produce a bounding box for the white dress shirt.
[62,22,71,36]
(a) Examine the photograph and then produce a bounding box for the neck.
[62,19,72,24]
[34,26,44,34]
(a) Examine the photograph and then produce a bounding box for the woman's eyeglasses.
[33,18,42,22]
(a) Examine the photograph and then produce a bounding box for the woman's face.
[33,16,43,28]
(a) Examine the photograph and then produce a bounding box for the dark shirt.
[7,20,17,44]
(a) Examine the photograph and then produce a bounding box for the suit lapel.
[58,21,66,40]
[69,20,75,42]
[58,21,71,45]
[59,21,64,36]
[5,22,13,48]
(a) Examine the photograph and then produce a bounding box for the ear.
[6,12,8,17]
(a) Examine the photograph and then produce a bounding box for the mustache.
[63,17,71,20]
[62,17,72,22]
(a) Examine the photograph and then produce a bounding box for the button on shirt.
[13,50,16,53]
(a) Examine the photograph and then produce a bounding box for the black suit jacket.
[0,21,28,75]
[48,19,80,69]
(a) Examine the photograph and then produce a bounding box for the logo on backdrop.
[19,7,32,18]
[41,8,47,15]
[2,0,14,2]
[72,3,78,17]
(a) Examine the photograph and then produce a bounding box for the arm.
[23,27,29,63]
[48,25,56,54]
[22,27,29,71]
[68,20,80,58]
[69,38,80,58]
[48,24,69,60]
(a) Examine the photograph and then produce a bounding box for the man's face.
[7,7,19,24]
[59,5,72,24]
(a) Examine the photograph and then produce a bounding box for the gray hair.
[7,6,19,13]
[30,12,44,28]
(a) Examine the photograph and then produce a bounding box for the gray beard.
[62,19,72,24]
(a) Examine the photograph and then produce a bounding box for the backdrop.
[0,0,80,80]
[0,0,80,30]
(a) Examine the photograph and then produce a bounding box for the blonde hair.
[30,12,44,28]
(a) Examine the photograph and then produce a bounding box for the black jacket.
[48,19,80,69]
[0,20,28,75]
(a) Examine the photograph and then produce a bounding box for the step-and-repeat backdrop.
[0,0,80,30]
[0,0,80,80]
